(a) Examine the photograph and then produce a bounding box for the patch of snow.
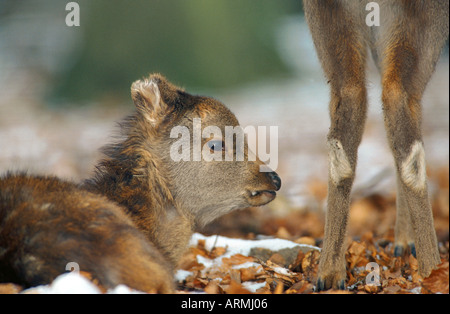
[107,285,144,294]
[196,255,216,269]
[272,266,294,276]
[232,262,262,270]
[175,269,194,282]
[187,233,319,283]
[190,233,320,257]
[22,272,145,294]
[24,272,101,294]
[242,281,267,293]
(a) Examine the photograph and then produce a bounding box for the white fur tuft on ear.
[131,79,165,126]
[131,79,161,107]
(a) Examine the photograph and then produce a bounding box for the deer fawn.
[0,74,281,292]
[304,0,449,290]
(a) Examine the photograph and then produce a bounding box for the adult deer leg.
[304,1,368,290]
[379,12,448,276]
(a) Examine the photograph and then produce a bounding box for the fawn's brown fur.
[0,74,281,292]
[304,0,449,290]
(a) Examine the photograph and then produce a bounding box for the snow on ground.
[189,233,319,256]
[22,272,143,294]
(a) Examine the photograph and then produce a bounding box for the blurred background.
[0,0,448,242]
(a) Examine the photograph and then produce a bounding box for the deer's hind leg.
[377,1,448,277]
[304,1,368,291]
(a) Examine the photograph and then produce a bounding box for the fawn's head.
[129,74,281,226]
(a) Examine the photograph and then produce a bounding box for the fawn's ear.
[131,77,167,126]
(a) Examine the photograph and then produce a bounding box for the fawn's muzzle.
[246,171,281,206]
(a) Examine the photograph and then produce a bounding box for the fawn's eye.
[207,140,225,152]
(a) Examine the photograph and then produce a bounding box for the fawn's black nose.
[268,171,281,191]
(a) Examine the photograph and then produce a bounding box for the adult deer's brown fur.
[0,74,281,292]
[303,0,448,290]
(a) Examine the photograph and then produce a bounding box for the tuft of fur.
[400,141,427,193]
[327,139,353,185]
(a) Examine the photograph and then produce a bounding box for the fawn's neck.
[83,158,194,268]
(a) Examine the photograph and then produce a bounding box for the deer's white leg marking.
[401,141,427,192]
[328,139,353,185]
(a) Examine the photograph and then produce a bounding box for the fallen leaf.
[204,281,220,294]
[224,280,252,294]
[276,226,291,239]
[294,236,316,246]
[289,250,305,272]
[285,280,313,294]
[301,250,320,281]
[382,285,401,294]
[364,284,379,294]
[422,261,449,294]
[210,246,227,258]
[240,266,263,282]
[230,269,241,284]
[269,253,287,267]
[222,254,254,267]
[273,280,284,294]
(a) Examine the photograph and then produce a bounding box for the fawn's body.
[0,174,173,292]
[303,0,449,290]
[0,74,281,292]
